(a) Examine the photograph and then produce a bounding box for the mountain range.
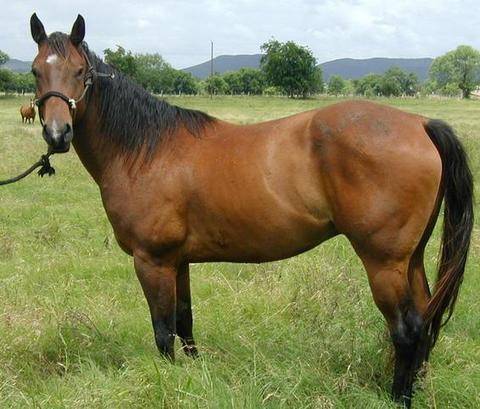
[182,55,434,81]
[0,58,32,73]
[1,55,434,81]
[182,54,263,79]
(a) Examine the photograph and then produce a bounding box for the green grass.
[0,95,479,408]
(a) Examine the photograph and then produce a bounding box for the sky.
[1,0,479,69]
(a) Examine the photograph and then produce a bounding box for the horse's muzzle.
[43,123,73,153]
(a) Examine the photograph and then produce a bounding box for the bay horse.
[29,14,473,407]
[20,99,36,123]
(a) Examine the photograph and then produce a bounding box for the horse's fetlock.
[392,303,424,351]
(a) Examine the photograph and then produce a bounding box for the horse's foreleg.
[360,255,425,408]
[134,253,177,360]
[176,263,198,357]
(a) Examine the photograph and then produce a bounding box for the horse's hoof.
[183,344,198,358]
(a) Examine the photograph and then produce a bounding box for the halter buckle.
[69,99,77,110]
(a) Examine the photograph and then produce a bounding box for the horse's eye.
[76,68,84,78]
[31,68,39,77]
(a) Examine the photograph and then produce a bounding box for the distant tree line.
[103,46,199,95]
[326,67,420,97]
[1,44,479,99]
[204,68,266,95]
[0,50,36,94]
[103,40,323,98]
[326,45,480,99]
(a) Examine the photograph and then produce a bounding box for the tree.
[353,74,383,97]
[327,75,347,96]
[205,74,228,95]
[0,70,36,94]
[0,50,10,91]
[260,39,322,98]
[352,68,420,97]
[401,72,420,96]
[380,68,403,97]
[429,45,480,98]
[104,46,138,78]
[343,79,355,96]
[0,50,8,66]
[380,67,419,97]
[135,53,170,92]
[223,71,243,95]
[172,70,198,95]
[237,68,266,95]
[223,68,266,95]
[11,72,36,93]
[0,69,14,92]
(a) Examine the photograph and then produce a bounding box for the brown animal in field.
[29,14,474,409]
[20,99,36,123]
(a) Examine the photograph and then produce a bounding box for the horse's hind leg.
[408,248,432,365]
[176,263,198,357]
[357,251,430,408]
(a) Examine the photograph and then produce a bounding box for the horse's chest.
[101,188,187,256]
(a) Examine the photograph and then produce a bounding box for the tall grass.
[0,95,478,408]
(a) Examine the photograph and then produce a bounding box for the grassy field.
[0,95,478,408]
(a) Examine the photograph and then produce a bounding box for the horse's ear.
[70,14,85,46]
[30,13,47,45]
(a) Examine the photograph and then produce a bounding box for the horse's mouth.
[50,143,71,154]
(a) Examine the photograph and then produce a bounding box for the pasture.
[0,95,479,408]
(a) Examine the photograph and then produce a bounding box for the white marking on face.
[51,119,62,141]
[46,54,58,65]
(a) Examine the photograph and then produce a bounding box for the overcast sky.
[1,0,479,69]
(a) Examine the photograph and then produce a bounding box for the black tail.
[423,119,474,349]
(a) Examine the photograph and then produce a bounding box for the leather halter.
[34,48,114,125]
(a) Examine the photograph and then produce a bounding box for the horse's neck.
[72,106,116,186]
[72,100,153,189]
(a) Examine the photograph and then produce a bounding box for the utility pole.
[210,40,214,99]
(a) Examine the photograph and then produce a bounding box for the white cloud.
[0,0,479,68]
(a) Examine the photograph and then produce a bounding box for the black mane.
[46,33,214,156]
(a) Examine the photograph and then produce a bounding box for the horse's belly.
[185,210,336,263]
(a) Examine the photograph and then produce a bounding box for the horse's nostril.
[42,124,53,144]
[63,123,73,142]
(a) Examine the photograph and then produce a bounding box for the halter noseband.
[34,48,114,125]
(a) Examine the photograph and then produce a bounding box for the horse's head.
[30,13,88,153]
